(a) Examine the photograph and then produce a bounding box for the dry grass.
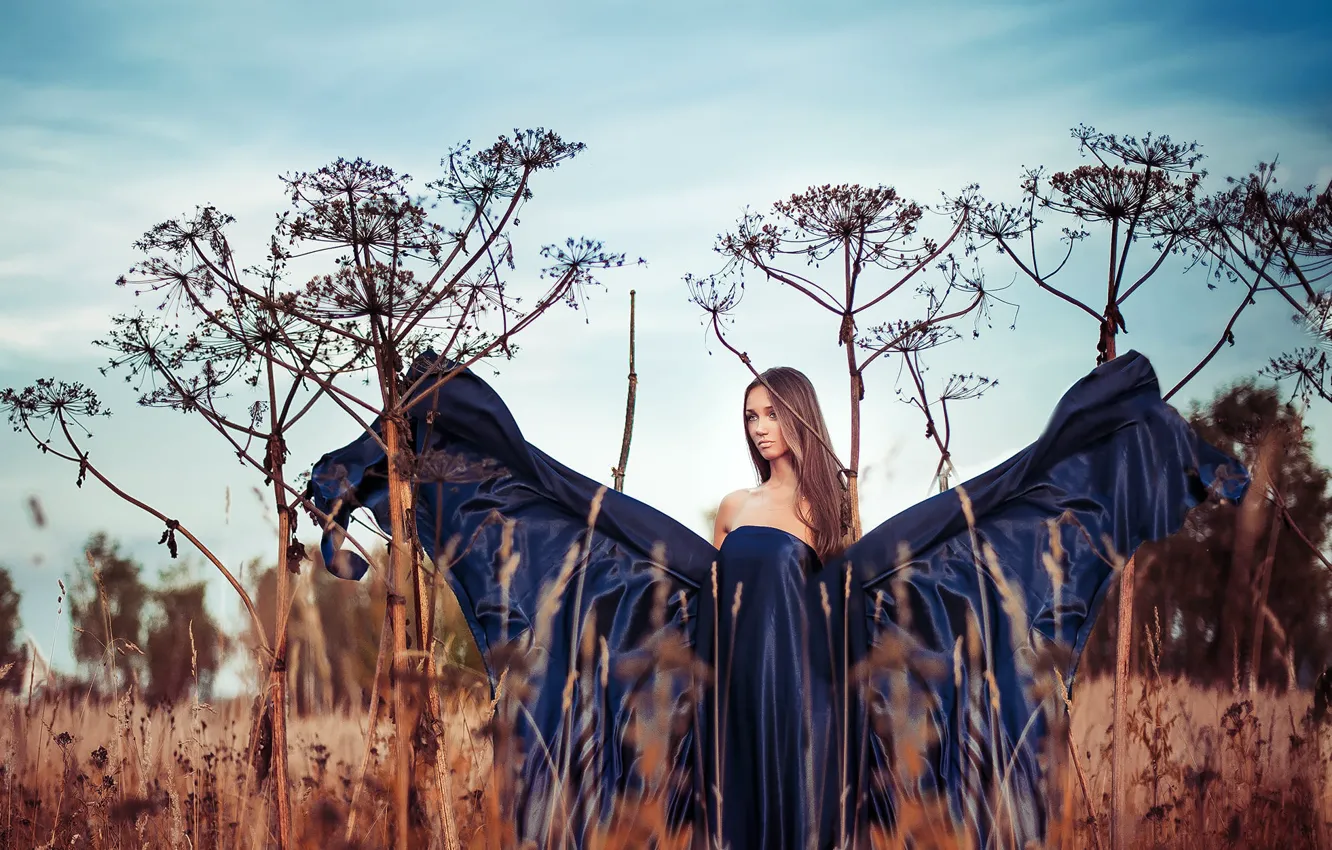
[3,673,1328,849]
[1069,677,1331,848]
[0,682,495,849]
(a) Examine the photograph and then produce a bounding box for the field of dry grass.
[1068,677,1330,848]
[0,680,496,849]
[2,672,1328,849]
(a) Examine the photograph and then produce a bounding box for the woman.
[705,367,851,847]
[310,351,1245,849]
[713,367,846,559]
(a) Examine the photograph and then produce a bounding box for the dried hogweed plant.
[2,128,638,850]
[972,125,1206,367]
[103,212,367,844]
[973,127,1213,850]
[264,134,635,849]
[687,182,999,539]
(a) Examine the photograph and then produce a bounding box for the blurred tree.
[1081,381,1332,689]
[0,566,26,693]
[143,564,230,705]
[244,547,482,716]
[68,533,149,691]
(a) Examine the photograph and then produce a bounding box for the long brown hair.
[744,367,848,561]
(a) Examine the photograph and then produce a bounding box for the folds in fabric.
[831,351,1247,842]
[308,357,714,844]
[308,349,1247,848]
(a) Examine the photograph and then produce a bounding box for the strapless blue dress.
[308,351,1246,848]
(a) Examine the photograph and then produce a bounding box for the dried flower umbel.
[688,181,999,539]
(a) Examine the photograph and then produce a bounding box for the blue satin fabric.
[308,350,1247,848]
[694,526,843,849]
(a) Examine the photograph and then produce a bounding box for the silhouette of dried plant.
[688,182,997,538]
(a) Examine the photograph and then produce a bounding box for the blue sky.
[1,0,1330,682]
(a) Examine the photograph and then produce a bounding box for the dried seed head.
[599,637,609,690]
[953,637,963,691]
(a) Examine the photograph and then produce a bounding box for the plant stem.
[1110,554,1135,850]
[269,495,293,849]
[613,290,637,492]
[382,413,414,850]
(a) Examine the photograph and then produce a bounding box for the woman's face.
[745,385,791,462]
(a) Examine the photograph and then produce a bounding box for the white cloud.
[0,305,115,355]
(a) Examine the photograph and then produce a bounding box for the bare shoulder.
[716,488,752,525]
[712,488,753,549]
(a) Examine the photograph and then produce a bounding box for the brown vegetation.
[2,672,1327,848]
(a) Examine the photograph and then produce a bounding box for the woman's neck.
[766,454,798,491]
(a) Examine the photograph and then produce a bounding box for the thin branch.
[1257,186,1318,301]
[114,343,383,573]
[853,210,967,315]
[1109,160,1154,297]
[400,260,587,405]
[994,237,1104,321]
[1273,489,1332,571]
[858,287,985,373]
[1163,253,1270,401]
[184,236,366,347]
[612,290,637,492]
[745,251,846,313]
[758,262,845,311]
[1218,229,1313,319]
[42,416,269,654]
[1115,241,1174,306]
[902,352,951,486]
[148,249,388,427]
[705,308,847,472]
[393,169,534,343]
